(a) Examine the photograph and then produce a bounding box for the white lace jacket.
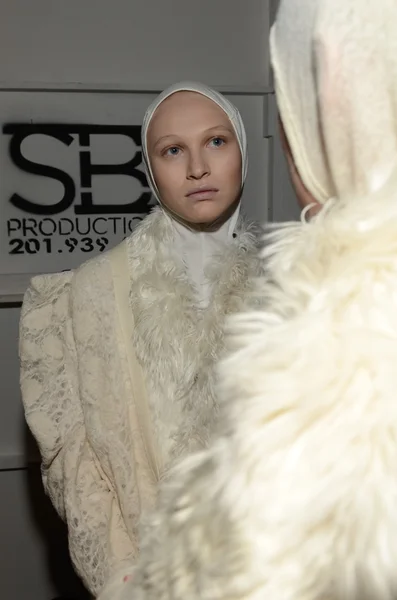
[19,208,262,597]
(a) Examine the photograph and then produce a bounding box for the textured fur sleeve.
[110,194,397,600]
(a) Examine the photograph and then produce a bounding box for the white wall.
[0,1,299,598]
[0,0,272,93]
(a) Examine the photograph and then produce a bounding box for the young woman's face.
[147,91,242,225]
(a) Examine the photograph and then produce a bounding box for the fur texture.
[115,185,397,600]
[127,208,264,469]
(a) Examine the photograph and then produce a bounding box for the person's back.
[107,1,397,599]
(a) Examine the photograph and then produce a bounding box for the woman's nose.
[187,150,210,180]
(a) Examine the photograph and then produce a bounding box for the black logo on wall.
[2,123,152,258]
[3,123,151,215]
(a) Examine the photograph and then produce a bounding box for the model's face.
[147,91,242,225]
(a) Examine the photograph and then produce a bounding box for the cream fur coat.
[114,186,397,600]
[19,207,262,597]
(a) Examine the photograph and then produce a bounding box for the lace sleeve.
[20,274,135,596]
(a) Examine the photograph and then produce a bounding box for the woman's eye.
[210,137,225,148]
[165,146,180,156]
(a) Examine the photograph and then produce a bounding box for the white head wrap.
[141,80,248,205]
[270,0,397,204]
[140,81,249,306]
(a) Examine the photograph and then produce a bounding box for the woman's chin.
[187,202,232,225]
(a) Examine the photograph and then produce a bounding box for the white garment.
[20,209,262,597]
[141,81,247,306]
[172,213,239,307]
[270,0,397,204]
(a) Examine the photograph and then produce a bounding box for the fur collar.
[126,207,263,472]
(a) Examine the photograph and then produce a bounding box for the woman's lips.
[186,187,219,200]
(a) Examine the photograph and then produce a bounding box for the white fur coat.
[115,190,397,600]
[19,208,262,597]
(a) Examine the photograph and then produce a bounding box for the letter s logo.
[4,124,76,215]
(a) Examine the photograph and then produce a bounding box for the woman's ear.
[278,116,321,218]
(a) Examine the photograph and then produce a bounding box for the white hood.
[141,81,248,305]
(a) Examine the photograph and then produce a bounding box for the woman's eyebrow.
[204,124,234,134]
[153,124,234,149]
[153,134,178,150]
